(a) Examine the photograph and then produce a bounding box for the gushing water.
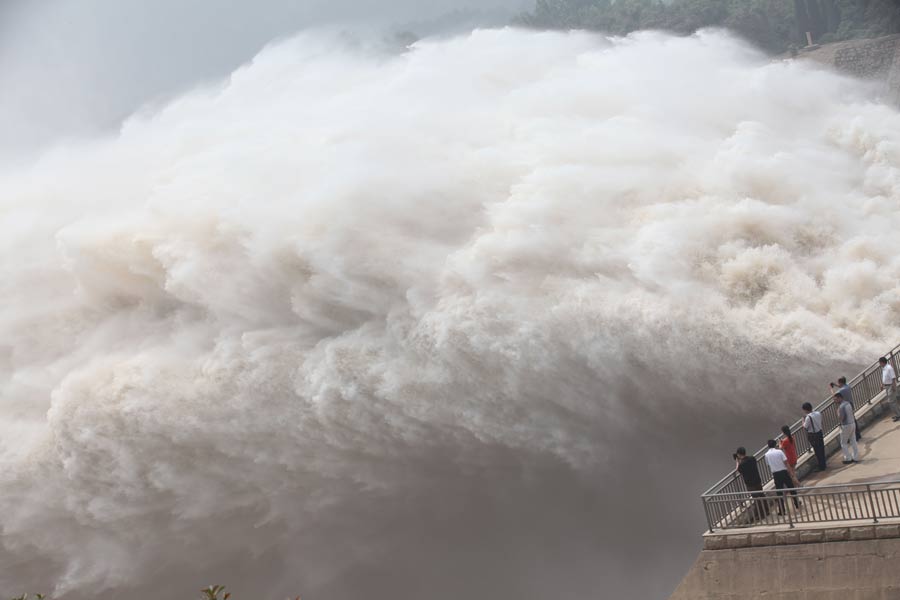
[0,28,899,600]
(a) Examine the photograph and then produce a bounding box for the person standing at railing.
[830,376,861,441]
[802,402,827,471]
[837,393,859,464]
[735,447,769,520]
[779,425,800,486]
[879,357,900,423]
[765,440,801,514]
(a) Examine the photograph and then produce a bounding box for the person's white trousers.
[840,423,859,462]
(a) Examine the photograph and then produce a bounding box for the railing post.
[866,484,878,524]
[787,492,794,529]
[703,496,716,533]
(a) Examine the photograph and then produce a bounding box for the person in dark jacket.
[735,447,769,520]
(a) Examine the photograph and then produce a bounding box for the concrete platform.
[670,358,900,600]
[804,409,900,486]
[671,401,900,599]
[703,397,900,544]
[670,537,900,600]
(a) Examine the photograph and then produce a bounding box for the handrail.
[702,343,900,501]
[705,478,900,496]
[702,480,900,532]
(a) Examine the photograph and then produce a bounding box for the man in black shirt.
[735,447,769,520]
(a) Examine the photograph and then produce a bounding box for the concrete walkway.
[677,383,900,598]
[803,410,900,487]
[704,406,900,538]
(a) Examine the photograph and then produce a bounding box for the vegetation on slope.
[517,0,900,53]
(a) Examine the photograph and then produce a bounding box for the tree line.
[517,0,900,53]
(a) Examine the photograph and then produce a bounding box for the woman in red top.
[780,425,799,486]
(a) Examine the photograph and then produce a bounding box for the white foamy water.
[0,27,899,600]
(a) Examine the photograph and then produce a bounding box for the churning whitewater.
[0,27,899,600]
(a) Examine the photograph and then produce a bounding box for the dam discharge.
[0,28,899,600]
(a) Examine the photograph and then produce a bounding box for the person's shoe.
[892,416,900,422]
[842,460,853,464]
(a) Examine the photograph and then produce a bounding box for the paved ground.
[804,412,900,487]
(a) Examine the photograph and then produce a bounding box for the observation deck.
[670,345,900,600]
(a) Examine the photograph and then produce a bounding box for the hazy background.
[0,0,527,159]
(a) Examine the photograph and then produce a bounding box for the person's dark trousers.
[747,484,770,521]
[807,430,827,470]
[772,470,800,512]
[855,416,862,441]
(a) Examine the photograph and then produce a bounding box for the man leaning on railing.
[734,447,769,520]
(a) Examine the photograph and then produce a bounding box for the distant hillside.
[517,0,900,54]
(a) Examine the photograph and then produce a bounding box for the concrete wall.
[799,34,900,104]
[670,537,900,600]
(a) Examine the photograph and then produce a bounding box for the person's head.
[834,393,844,403]
[781,425,793,441]
[880,357,888,366]
[838,376,847,385]
[767,439,777,449]
[735,447,747,458]
[802,402,813,413]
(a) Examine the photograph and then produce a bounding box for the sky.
[0,0,529,160]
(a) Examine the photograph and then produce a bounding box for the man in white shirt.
[765,439,800,514]
[802,402,826,471]
[880,357,900,422]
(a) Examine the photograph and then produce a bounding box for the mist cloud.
[0,0,528,160]
[0,26,897,600]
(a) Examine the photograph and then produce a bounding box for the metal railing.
[702,342,900,504]
[702,480,900,531]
